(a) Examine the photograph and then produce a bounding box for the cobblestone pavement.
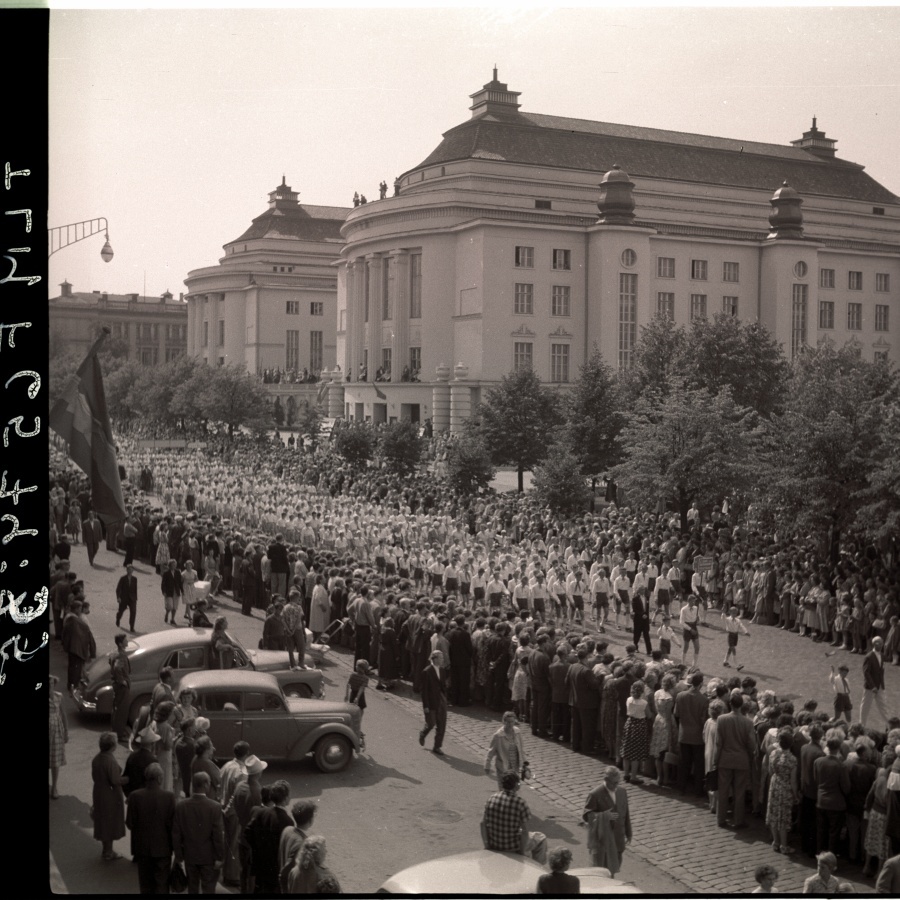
[312,618,885,896]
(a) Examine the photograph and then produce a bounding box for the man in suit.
[582,766,632,875]
[172,771,225,895]
[715,689,758,829]
[631,589,652,655]
[549,646,571,743]
[447,615,474,707]
[860,636,889,728]
[419,649,448,756]
[116,564,139,633]
[267,533,290,600]
[813,736,850,855]
[125,762,176,895]
[243,779,293,895]
[82,510,102,567]
[62,598,96,693]
[800,724,826,856]
[875,852,900,894]
[566,647,600,754]
[528,635,552,737]
[675,671,708,797]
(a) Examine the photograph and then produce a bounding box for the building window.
[848,302,862,331]
[690,294,707,321]
[618,273,637,370]
[820,268,835,289]
[656,292,675,320]
[791,284,808,358]
[723,262,740,283]
[551,285,571,317]
[657,257,675,278]
[310,331,323,372]
[875,350,889,362]
[310,302,323,316]
[550,344,570,383]
[722,296,739,317]
[218,356,224,367]
[849,271,863,291]
[818,300,834,330]
[535,199,552,210]
[691,259,708,281]
[139,347,158,365]
[876,304,890,332]
[202,321,209,347]
[514,342,533,372]
[380,348,392,377]
[285,330,300,370]
[552,249,571,270]
[793,261,808,279]
[514,283,534,315]
[876,273,891,293]
[382,257,392,320]
[165,347,183,362]
[620,249,636,268]
[409,346,421,375]
[515,246,534,268]
[286,301,300,315]
[217,320,224,346]
[409,254,422,318]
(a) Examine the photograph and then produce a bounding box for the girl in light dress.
[182,560,198,616]
[649,673,677,787]
[511,656,529,721]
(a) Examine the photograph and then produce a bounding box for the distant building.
[49,281,188,363]
[332,70,900,430]
[184,178,348,375]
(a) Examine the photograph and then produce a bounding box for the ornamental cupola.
[469,66,521,119]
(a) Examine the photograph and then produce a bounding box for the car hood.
[378,850,545,894]
[285,697,358,718]
[567,867,643,894]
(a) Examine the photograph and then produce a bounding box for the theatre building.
[334,70,900,430]
[184,179,347,374]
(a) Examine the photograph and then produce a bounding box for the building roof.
[414,111,900,205]
[49,289,188,309]
[230,202,350,245]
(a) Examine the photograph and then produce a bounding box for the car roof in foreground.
[128,627,215,652]
[178,670,280,690]
[378,850,545,894]
[567,867,643,894]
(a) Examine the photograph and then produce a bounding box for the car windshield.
[225,631,247,655]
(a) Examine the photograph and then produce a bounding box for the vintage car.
[375,851,641,894]
[74,626,325,724]
[178,670,361,772]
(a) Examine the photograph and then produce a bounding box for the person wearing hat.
[123,725,161,797]
[115,564,139,633]
[419,649,449,756]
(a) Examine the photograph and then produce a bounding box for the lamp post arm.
[48,217,113,260]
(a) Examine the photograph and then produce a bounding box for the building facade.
[49,282,188,364]
[333,71,900,430]
[184,179,348,375]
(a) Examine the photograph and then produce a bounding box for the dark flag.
[49,327,126,525]
[374,384,387,401]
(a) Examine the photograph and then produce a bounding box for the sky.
[48,5,900,300]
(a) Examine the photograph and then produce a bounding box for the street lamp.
[48,217,114,261]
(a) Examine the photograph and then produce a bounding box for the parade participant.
[829,664,853,724]
[680,595,701,668]
[722,605,751,669]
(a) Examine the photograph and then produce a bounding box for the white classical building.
[331,70,900,430]
[184,179,348,375]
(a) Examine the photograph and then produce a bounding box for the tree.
[273,396,285,427]
[478,368,560,492]
[532,444,590,515]
[762,343,897,558]
[610,377,761,532]
[377,420,422,476]
[620,314,688,405]
[445,427,495,495]
[562,347,624,477]
[855,399,900,544]
[196,363,271,438]
[684,314,789,417]
[297,400,323,448]
[333,421,376,469]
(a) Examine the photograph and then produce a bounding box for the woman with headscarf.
[91,732,128,860]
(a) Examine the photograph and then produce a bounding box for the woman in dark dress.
[91,732,127,860]
[376,619,400,690]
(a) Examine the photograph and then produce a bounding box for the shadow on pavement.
[433,753,485,778]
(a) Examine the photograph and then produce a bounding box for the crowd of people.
[48,422,900,892]
[259,366,321,385]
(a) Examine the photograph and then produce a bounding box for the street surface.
[50,538,891,894]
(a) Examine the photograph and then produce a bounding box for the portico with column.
[389,249,410,382]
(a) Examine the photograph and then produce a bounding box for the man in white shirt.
[590,568,611,631]
[613,572,632,630]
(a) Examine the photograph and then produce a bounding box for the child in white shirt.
[722,605,750,669]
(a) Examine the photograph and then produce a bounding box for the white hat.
[245,755,268,776]
[194,716,211,732]
[137,725,161,745]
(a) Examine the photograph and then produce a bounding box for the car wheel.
[128,694,151,726]
[314,734,352,773]
[283,682,313,699]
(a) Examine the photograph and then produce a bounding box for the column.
[351,258,366,380]
[390,250,409,382]
[366,254,382,376]
[450,363,471,433]
[342,261,355,375]
[432,364,451,433]
[207,293,219,365]
[326,368,345,418]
